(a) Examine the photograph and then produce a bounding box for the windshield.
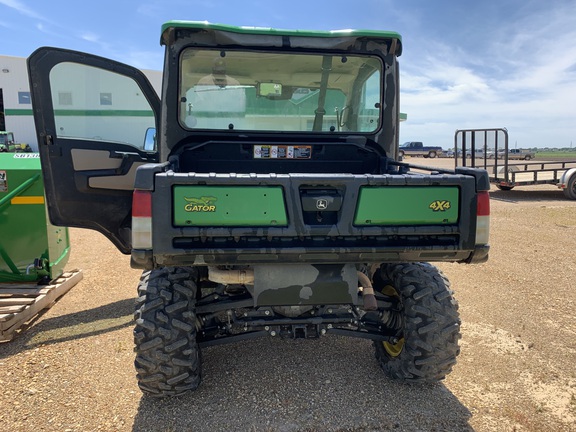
[0,133,14,144]
[179,49,382,133]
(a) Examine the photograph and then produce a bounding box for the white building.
[0,55,162,151]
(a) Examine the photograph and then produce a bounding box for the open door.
[27,48,160,253]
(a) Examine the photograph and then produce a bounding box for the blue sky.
[1,0,575,148]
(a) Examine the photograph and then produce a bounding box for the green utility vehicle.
[28,21,490,397]
[0,132,32,153]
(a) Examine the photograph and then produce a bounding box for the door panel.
[71,149,146,190]
[88,162,145,190]
[28,47,160,253]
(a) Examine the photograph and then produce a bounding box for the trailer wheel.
[496,184,514,191]
[563,172,576,200]
[134,267,201,397]
[372,263,461,382]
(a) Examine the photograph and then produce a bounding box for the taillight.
[132,190,152,249]
[475,191,490,245]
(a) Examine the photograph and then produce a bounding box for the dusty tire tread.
[373,262,461,383]
[134,267,201,397]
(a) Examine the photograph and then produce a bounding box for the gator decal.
[184,196,217,212]
[174,186,288,226]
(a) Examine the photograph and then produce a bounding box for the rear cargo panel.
[173,185,287,226]
[354,186,459,225]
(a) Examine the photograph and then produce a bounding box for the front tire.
[372,263,461,382]
[134,267,201,397]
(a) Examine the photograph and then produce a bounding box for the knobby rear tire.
[373,262,461,382]
[133,266,201,397]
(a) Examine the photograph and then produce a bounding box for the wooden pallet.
[0,269,83,342]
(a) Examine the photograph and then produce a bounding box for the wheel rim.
[380,284,405,357]
[383,337,405,357]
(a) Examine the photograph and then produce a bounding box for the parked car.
[466,149,496,159]
[398,141,443,158]
[445,149,464,158]
[444,149,455,158]
[497,149,535,160]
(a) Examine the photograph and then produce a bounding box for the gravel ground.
[1,160,576,432]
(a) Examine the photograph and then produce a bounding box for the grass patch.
[534,151,576,159]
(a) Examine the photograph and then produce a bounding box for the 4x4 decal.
[184,196,217,212]
[429,200,451,212]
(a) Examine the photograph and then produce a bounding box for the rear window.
[179,49,382,133]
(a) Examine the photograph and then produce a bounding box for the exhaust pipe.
[208,266,255,285]
[357,271,378,311]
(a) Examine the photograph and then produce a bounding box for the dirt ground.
[1,159,575,431]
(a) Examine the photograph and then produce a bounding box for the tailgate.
[131,169,489,268]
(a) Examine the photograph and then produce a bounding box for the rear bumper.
[131,246,488,270]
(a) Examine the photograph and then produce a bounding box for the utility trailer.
[454,128,576,199]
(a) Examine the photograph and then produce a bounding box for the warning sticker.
[0,170,7,192]
[253,145,312,159]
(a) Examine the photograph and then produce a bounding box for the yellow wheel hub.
[380,284,404,357]
[383,337,405,357]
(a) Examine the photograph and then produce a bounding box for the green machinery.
[0,153,70,283]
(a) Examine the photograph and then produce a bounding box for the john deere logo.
[184,196,217,212]
[316,199,328,210]
[429,200,451,212]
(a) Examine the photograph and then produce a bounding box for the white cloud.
[81,32,100,43]
[399,2,576,148]
[0,0,48,21]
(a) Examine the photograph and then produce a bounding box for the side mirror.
[143,127,156,151]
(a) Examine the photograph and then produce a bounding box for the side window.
[58,92,73,106]
[49,63,155,149]
[100,92,112,105]
[358,71,381,132]
[18,91,31,104]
